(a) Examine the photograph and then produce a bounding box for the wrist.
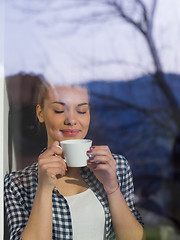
[37,184,54,196]
[106,183,119,195]
[104,180,119,195]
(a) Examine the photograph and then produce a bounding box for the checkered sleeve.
[113,154,144,227]
[4,174,29,240]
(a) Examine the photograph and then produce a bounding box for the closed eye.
[54,110,64,114]
[77,111,86,114]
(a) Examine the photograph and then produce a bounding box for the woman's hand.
[38,141,67,191]
[87,145,118,194]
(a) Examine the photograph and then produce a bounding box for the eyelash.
[77,111,86,114]
[54,110,86,114]
[54,110,64,114]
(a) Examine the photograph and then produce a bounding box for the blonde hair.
[38,80,89,109]
[37,80,52,108]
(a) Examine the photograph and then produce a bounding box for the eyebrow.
[51,101,89,107]
[77,103,89,107]
[51,101,65,105]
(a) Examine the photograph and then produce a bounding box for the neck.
[66,167,81,178]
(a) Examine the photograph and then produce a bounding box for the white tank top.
[64,188,105,240]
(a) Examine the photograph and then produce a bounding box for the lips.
[61,129,80,137]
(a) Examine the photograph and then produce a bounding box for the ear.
[36,104,45,123]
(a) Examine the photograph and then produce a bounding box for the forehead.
[47,85,89,103]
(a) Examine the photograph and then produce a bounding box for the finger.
[88,161,115,173]
[87,146,111,157]
[53,141,63,150]
[50,142,63,156]
[88,156,116,173]
[88,152,116,167]
[88,161,108,171]
[40,156,67,166]
[38,156,67,173]
[88,155,107,164]
[39,161,67,176]
[39,155,63,163]
[42,160,66,170]
[40,142,63,158]
[46,167,67,178]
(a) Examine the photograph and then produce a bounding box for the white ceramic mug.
[60,139,92,167]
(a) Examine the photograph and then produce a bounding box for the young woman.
[4,81,145,240]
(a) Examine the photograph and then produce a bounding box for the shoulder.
[4,162,38,190]
[112,154,133,187]
[112,153,131,173]
[112,153,128,164]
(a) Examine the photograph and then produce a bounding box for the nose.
[64,109,77,126]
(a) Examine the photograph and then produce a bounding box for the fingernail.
[87,150,92,153]
[90,146,95,150]
[89,157,94,161]
[89,154,96,158]
[56,145,62,149]
[92,165,97,170]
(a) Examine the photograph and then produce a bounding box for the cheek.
[44,114,61,129]
[82,115,90,130]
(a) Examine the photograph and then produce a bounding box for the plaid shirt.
[4,154,143,240]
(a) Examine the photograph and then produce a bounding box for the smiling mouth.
[61,129,80,137]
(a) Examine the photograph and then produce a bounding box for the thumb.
[52,141,63,150]
[52,141,66,163]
